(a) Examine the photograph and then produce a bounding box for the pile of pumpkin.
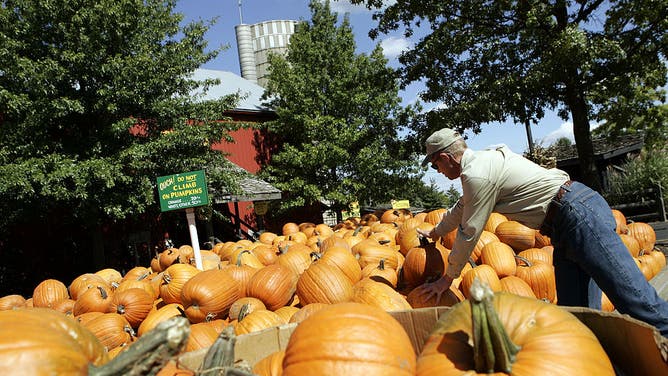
[0,207,662,375]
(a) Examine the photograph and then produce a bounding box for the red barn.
[192,69,281,239]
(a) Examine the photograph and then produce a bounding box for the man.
[416,127,668,336]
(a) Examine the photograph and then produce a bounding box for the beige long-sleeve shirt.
[433,146,570,279]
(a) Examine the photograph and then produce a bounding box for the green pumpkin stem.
[470,278,521,373]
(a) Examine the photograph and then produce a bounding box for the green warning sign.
[157,169,209,212]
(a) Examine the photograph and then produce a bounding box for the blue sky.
[175,0,578,190]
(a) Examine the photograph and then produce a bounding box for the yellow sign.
[391,199,410,209]
[254,201,269,216]
[342,201,360,220]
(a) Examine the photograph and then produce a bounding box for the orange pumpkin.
[416,282,614,375]
[185,322,219,352]
[276,243,313,275]
[515,257,557,303]
[32,279,69,308]
[352,239,401,269]
[424,208,447,226]
[137,303,184,337]
[246,263,298,310]
[495,220,536,252]
[180,269,241,323]
[122,266,152,282]
[470,230,500,263]
[80,312,135,351]
[479,241,517,278]
[94,268,123,286]
[228,297,266,322]
[159,264,200,305]
[0,308,108,373]
[499,275,537,299]
[459,264,502,299]
[273,306,300,324]
[317,246,362,284]
[282,302,416,375]
[69,273,110,301]
[72,285,114,316]
[619,233,641,257]
[611,209,628,234]
[234,309,284,335]
[296,262,353,305]
[109,288,155,329]
[401,240,449,288]
[484,212,508,233]
[361,258,398,288]
[0,294,26,311]
[288,302,329,324]
[627,222,656,253]
[253,350,285,376]
[350,278,412,311]
[51,298,76,315]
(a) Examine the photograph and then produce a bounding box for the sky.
[174,0,578,191]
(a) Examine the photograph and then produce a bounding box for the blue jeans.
[547,181,668,336]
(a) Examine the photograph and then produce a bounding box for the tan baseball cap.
[421,128,463,167]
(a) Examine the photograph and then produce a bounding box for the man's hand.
[416,227,436,241]
[421,275,455,303]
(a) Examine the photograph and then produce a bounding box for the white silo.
[235,23,258,84]
[234,2,299,88]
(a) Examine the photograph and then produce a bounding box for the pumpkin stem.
[238,303,251,321]
[196,326,255,376]
[514,255,531,267]
[236,250,251,266]
[88,316,189,376]
[470,278,520,373]
[97,286,108,299]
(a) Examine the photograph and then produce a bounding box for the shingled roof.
[211,162,281,203]
[553,132,645,165]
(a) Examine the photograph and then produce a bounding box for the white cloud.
[327,1,370,14]
[380,36,412,58]
[539,121,601,146]
[539,121,575,146]
[326,0,396,14]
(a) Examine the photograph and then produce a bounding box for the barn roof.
[191,68,270,112]
[554,132,645,166]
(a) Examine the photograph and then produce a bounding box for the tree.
[350,0,668,191]
[260,0,423,220]
[0,0,243,293]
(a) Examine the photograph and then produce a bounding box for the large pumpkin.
[350,278,412,311]
[296,262,353,305]
[627,222,656,253]
[282,302,416,375]
[402,240,449,288]
[246,263,298,310]
[495,220,535,252]
[417,281,614,375]
[180,269,241,323]
[32,279,69,308]
[0,307,108,374]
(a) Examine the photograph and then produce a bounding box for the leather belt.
[539,180,573,236]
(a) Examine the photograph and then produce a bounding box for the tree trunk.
[567,88,602,191]
[554,0,602,192]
